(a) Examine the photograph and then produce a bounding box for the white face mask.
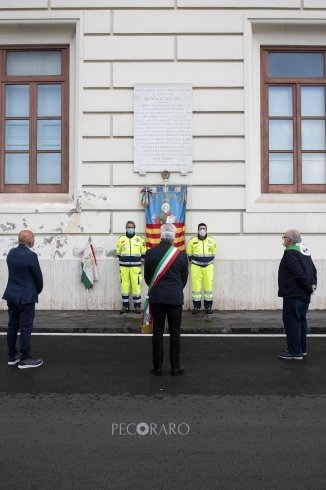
[198,230,206,238]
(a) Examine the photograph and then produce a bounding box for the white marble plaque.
[134,84,192,174]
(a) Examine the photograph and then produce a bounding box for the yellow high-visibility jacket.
[116,235,146,267]
[187,236,216,266]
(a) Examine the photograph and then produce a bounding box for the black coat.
[2,244,43,304]
[144,241,188,305]
[278,249,317,298]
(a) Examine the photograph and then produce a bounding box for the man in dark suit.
[3,230,44,369]
[144,223,188,376]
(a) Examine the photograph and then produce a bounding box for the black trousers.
[151,303,183,370]
[282,296,310,355]
[7,302,35,361]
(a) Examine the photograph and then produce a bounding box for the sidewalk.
[0,309,325,334]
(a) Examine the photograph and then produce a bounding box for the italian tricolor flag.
[81,242,99,289]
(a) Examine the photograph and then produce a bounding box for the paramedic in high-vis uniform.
[187,223,216,314]
[116,220,146,314]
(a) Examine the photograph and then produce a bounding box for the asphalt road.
[1,334,326,490]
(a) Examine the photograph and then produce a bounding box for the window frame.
[261,46,326,194]
[0,45,69,193]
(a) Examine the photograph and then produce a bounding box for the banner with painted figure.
[140,185,187,250]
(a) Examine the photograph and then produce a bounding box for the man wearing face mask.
[116,220,146,314]
[187,223,216,314]
[278,229,317,360]
[3,229,43,368]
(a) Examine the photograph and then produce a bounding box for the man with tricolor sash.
[144,223,188,376]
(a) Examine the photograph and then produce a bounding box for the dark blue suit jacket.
[2,244,43,304]
[144,241,188,305]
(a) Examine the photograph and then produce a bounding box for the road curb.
[1,326,325,334]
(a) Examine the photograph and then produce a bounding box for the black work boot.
[204,302,213,314]
[192,302,201,314]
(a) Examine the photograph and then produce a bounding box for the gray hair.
[286,229,302,244]
[160,223,176,243]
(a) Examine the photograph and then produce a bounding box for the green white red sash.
[141,245,181,330]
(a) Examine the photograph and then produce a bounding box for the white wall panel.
[0,233,108,260]
[186,212,241,233]
[188,163,245,184]
[193,89,244,112]
[84,36,174,61]
[82,138,132,162]
[82,187,143,210]
[0,0,47,8]
[216,260,280,310]
[114,10,243,34]
[193,137,244,161]
[112,212,146,233]
[112,164,170,186]
[178,0,299,6]
[64,211,111,234]
[178,35,243,60]
[190,187,245,209]
[81,163,111,186]
[83,114,110,137]
[0,214,76,235]
[113,62,243,88]
[0,212,111,236]
[302,0,326,7]
[82,62,110,88]
[51,0,174,7]
[194,114,244,136]
[217,259,324,310]
[213,235,326,260]
[83,89,133,112]
[113,163,245,185]
[244,213,326,234]
[83,10,110,34]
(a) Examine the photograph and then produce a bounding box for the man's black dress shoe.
[171,366,184,376]
[151,368,162,376]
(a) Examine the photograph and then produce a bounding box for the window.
[261,47,326,193]
[0,46,69,193]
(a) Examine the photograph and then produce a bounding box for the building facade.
[0,0,325,310]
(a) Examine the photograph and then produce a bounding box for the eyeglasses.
[282,236,289,239]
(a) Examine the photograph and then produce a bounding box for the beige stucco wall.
[0,0,325,310]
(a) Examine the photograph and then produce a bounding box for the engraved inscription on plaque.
[134,84,192,173]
